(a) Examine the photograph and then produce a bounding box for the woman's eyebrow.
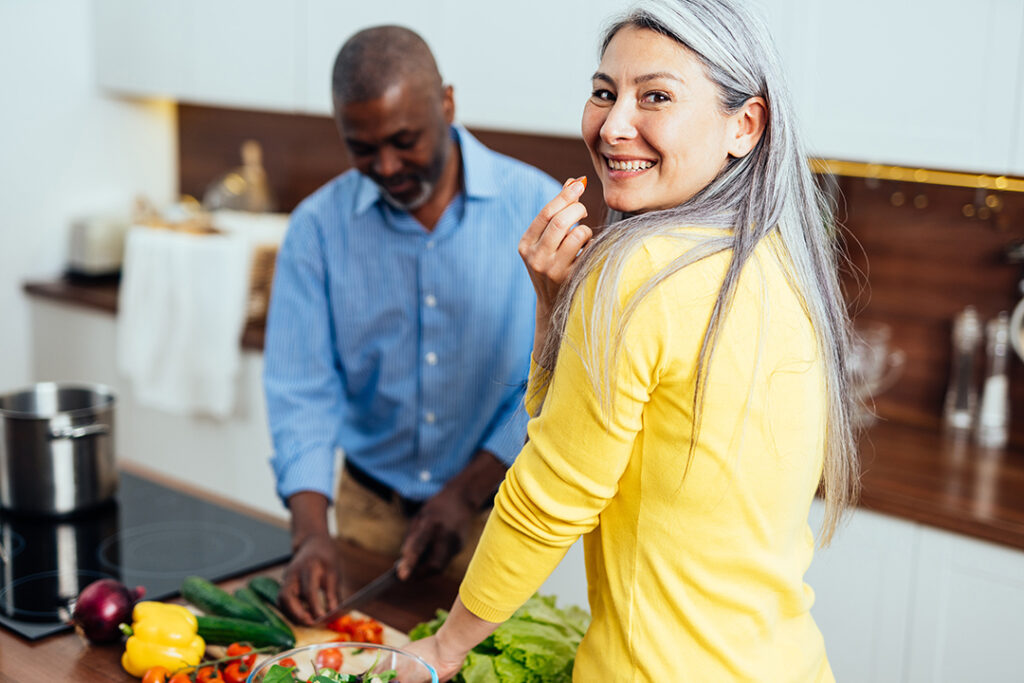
[590,71,684,85]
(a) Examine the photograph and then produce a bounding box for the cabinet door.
[302,0,453,116]
[187,0,301,111]
[93,0,191,98]
[1012,9,1024,176]
[805,501,918,683]
[94,0,302,112]
[906,526,1024,683]
[795,0,1023,174]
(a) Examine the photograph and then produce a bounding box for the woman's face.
[582,26,739,215]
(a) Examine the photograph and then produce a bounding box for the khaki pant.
[334,469,490,580]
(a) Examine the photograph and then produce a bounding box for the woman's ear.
[726,96,767,159]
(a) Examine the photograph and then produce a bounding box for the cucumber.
[195,615,296,649]
[248,575,281,606]
[234,586,294,640]
[181,575,266,623]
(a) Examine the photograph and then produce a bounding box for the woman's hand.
[519,177,593,359]
[399,635,467,682]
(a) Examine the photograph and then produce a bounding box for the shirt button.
[425,351,438,365]
[425,240,436,250]
[424,294,437,308]
[419,470,432,482]
[425,411,436,424]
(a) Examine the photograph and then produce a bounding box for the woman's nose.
[600,99,638,144]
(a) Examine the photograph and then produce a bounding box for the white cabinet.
[1013,17,1024,176]
[301,0,453,117]
[806,502,918,682]
[906,527,1024,682]
[790,0,1024,174]
[301,0,622,136]
[93,0,302,112]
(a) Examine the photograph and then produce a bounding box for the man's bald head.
[332,25,443,104]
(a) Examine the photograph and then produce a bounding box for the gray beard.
[380,181,435,212]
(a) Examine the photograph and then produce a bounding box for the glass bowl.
[246,641,438,683]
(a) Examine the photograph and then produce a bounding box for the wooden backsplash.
[178,104,1024,444]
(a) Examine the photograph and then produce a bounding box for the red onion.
[70,578,145,644]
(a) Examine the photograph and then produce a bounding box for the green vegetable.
[181,575,266,622]
[409,594,589,683]
[262,663,397,682]
[195,614,296,648]
[234,585,295,638]
[249,575,283,605]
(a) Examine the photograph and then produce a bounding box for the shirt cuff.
[481,406,529,466]
[272,447,336,504]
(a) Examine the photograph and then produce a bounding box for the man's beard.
[380,179,435,211]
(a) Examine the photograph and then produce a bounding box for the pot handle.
[49,423,110,440]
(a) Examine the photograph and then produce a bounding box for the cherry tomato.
[278,657,297,668]
[169,673,193,683]
[353,621,384,644]
[196,666,225,683]
[315,646,343,671]
[226,642,257,668]
[222,661,248,683]
[141,667,170,683]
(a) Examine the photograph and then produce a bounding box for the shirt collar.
[353,124,500,215]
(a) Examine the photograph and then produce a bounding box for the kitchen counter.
[22,276,1024,555]
[0,463,459,682]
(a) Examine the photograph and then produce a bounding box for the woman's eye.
[640,91,671,105]
[590,88,615,102]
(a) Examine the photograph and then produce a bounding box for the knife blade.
[311,562,400,628]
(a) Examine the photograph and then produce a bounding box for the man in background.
[263,25,560,625]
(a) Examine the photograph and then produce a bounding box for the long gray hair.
[533,0,859,544]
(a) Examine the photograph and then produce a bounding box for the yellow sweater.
[460,231,834,682]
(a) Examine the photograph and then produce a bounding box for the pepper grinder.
[943,306,982,432]
[976,311,1010,448]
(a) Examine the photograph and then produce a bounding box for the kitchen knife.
[311,562,400,628]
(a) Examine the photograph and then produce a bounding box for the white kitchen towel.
[117,227,252,419]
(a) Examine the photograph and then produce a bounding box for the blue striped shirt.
[264,126,561,503]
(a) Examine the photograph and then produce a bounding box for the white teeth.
[606,158,654,171]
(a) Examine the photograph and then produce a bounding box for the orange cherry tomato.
[222,661,248,683]
[196,666,225,683]
[169,673,193,683]
[142,667,170,683]
[278,657,297,668]
[315,646,343,671]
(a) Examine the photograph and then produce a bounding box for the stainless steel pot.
[0,383,117,515]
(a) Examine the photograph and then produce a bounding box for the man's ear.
[442,84,455,125]
[727,96,767,158]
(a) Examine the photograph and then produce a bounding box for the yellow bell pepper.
[121,601,206,678]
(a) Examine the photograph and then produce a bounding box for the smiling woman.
[583,26,766,214]
[402,0,859,680]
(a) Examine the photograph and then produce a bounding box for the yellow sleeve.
[459,249,675,622]
[523,357,552,416]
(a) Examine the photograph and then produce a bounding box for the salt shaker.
[943,306,982,431]
[976,311,1010,448]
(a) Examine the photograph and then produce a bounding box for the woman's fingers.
[521,176,587,247]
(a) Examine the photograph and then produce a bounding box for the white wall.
[0,0,176,392]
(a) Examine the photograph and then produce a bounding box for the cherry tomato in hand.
[141,667,170,683]
[222,661,248,683]
[315,646,343,671]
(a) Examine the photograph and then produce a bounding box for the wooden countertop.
[0,465,459,682]
[22,277,1024,554]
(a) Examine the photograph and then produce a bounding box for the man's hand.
[397,451,507,580]
[279,492,340,625]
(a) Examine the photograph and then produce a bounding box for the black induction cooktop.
[0,471,291,640]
